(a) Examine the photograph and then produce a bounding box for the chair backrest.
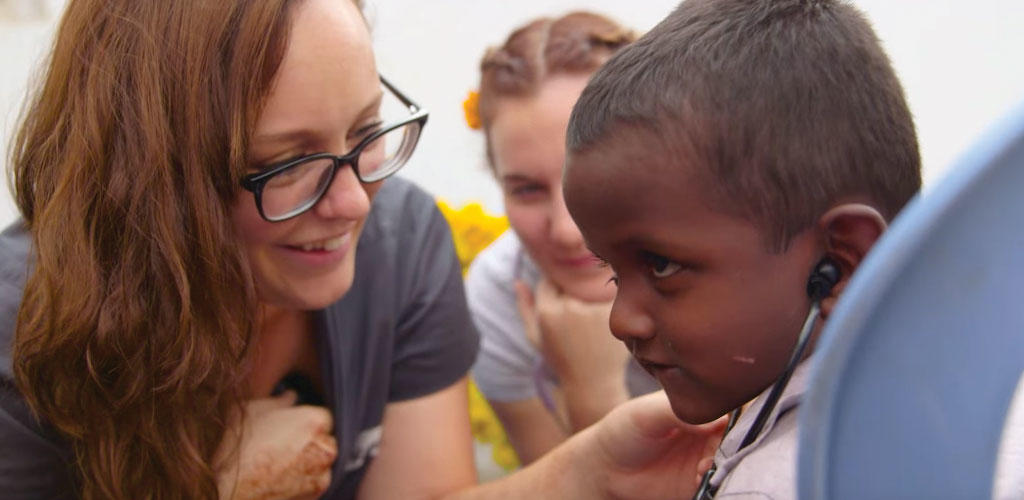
[797,101,1024,499]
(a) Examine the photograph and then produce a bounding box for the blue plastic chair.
[797,101,1024,500]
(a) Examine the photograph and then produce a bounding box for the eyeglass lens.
[259,121,420,220]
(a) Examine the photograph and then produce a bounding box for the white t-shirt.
[708,360,811,499]
[467,231,658,411]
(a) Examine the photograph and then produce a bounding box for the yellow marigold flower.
[437,199,519,471]
[463,90,482,130]
[437,199,509,276]
[468,379,521,471]
[491,440,521,471]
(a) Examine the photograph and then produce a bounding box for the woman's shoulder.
[0,220,31,380]
[354,177,452,272]
[0,220,30,287]
[364,177,439,233]
[326,177,457,313]
[466,231,540,295]
[465,231,521,296]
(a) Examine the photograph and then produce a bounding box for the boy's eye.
[643,253,683,279]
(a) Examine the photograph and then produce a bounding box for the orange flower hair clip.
[463,90,482,130]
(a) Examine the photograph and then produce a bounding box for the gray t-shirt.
[0,177,479,499]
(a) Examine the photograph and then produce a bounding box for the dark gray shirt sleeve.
[387,186,479,401]
[0,222,77,498]
[319,178,481,499]
[0,380,76,499]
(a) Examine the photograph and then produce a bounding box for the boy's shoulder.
[711,361,814,498]
[715,409,799,498]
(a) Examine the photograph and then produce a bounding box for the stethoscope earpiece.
[806,258,841,301]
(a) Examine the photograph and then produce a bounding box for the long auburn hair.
[10,0,295,497]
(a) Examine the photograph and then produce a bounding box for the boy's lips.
[636,357,677,374]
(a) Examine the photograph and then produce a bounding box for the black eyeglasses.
[241,76,428,222]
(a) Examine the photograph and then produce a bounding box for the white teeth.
[298,235,346,252]
[323,235,345,251]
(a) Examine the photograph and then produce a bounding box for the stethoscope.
[692,258,840,500]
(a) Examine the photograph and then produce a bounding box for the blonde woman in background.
[466,12,659,465]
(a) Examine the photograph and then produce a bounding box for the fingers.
[300,433,338,472]
[599,391,726,467]
[219,398,339,500]
[295,405,334,434]
[514,279,536,318]
[624,391,728,439]
[621,391,687,441]
[534,277,559,307]
[289,464,333,500]
[591,391,682,469]
[695,456,715,487]
[289,432,336,499]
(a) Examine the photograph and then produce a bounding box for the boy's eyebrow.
[621,235,702,260]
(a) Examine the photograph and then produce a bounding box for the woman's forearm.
[443,426,602,500]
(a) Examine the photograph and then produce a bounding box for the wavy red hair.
[10,0,297,497]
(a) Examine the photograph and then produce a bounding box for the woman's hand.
[216,391,338,500]
[444,391,724,500]
[516,278,630,430]
[579,391,726,499]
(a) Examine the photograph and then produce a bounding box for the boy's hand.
[216,391,338,500]
[576,391,726,500]
[515,278,631,429]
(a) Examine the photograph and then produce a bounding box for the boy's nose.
[609,288,656,342]
[311,166,371,221]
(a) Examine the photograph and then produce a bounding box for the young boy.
[562,0,920,497]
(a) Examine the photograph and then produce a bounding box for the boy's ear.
[818,204,887,317]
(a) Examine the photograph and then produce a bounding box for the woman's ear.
[818,204,887,317]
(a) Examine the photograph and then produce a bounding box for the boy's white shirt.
[708,360,810,499]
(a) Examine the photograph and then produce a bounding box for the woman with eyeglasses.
[0,0,723,499]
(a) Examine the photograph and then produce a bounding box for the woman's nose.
[549,191,585,249]
[311,166,371,221]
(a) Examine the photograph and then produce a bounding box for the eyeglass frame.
[240,75,429,222]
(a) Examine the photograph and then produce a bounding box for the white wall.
[3,0,1024,228]
[0,1,63,227]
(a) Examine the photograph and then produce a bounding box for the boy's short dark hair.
[567,0,921,250]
